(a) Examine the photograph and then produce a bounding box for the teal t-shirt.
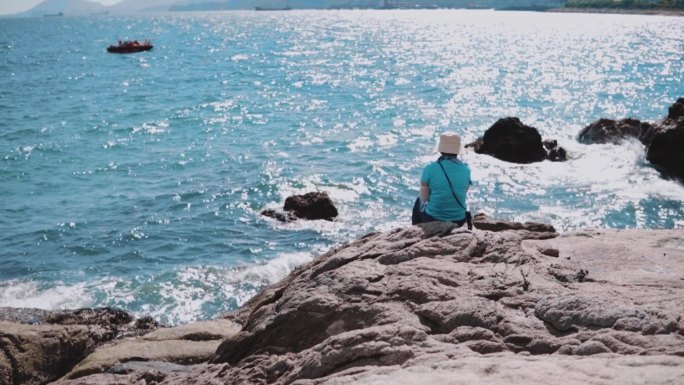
[421,158,471,221]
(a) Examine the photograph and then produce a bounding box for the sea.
[1,10,683,325]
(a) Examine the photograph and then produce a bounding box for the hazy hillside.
[17,0,107,16]
[16,0,566,16]
[171,0,564,10]
[110,0,188,12]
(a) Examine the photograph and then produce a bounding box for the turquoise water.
[1,10,683,324]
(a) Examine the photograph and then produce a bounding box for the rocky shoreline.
[2,215,683,385]
[549,7,684,17]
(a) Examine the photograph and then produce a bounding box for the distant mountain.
[14,0,566,17]
[109,0,184,13]
[16,0,107,17]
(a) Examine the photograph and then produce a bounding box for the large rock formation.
[577,98,684,182]
[577,118,653,145]
[47,218,683,385]
[4,219,683,385]
[645,98,684,182]
[262,192,339,222]
[467,117,567,163]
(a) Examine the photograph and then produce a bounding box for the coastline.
[548,7,684,16]
[2,216,683,384]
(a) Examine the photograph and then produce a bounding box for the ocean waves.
[1,10,683,323]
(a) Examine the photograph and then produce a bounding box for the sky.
[0,0,121,15]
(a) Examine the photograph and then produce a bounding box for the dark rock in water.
[547,146,567,162]
[261,192,338,222]
[261,209,297,223]
[646,116,684,182]
[668,97,684,120]
[574,98,684,183]
[576,118,652,145]
[543,139,567,162]
[542,139,558,149]
[467,117,553,164]
[284,192,338,221]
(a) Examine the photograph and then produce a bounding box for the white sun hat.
[437,132,462,155]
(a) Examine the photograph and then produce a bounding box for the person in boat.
[412,132,472,227]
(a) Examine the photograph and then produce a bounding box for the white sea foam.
[231,54,249,61]
[0,280,92,309]
[222,252,313,288]
[0,249,315,326]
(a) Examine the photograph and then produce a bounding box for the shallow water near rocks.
[1,10,683,324]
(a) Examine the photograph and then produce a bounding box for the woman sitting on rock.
[412,132,472,227]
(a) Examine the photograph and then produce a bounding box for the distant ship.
[44,12,64,17]
[255,6,292,11]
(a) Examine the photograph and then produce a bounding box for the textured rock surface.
[57,319,240,381]
[0,308,156,385]
[466,117,566,163]
[6,223,684,385]
[152,224,682,384]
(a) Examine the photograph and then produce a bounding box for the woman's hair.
[439,152,458,159]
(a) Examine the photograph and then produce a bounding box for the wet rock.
[646,116,684,182]
[577,118,652,145]
[261,209,297,223]
[284,192,338,220]
[44,308,133,326]
[667,97,684,120]
[466,117,548,163]
[261,192,339,222]
[543,139,567,162]
[134,315,159,332]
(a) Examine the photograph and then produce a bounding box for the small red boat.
[107,40,153,54]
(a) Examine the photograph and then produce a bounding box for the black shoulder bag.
[437,159,473,230]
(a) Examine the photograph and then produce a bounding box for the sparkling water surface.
[1,10,683,324]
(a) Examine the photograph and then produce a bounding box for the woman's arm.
[419,182,429,203]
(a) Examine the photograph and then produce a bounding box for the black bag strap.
[437,159,467,211]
